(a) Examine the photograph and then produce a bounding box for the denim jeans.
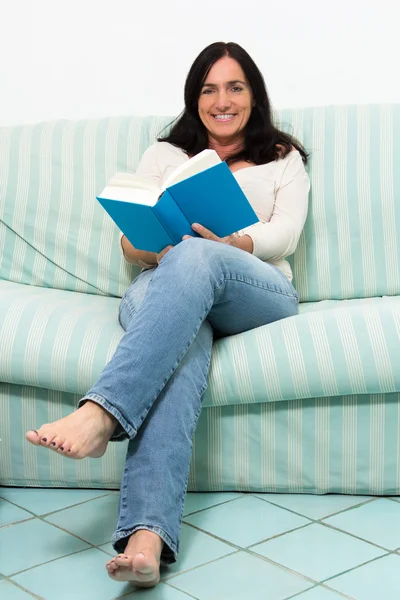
[80,238,299,563]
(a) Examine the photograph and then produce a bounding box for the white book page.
[162,149,221,190]
[98,185,159,206]
[107,172,161,194]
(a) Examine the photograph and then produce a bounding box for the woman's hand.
[156,245,174,264]
[183,223,253,253]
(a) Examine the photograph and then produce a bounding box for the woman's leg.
[26,238,298,457]
[107,320,213,585]
[101,241,297,584]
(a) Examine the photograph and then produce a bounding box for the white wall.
[1,0,398,125]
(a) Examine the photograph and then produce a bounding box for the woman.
[26,42,310,587]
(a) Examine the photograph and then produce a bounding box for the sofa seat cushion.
[1,280,400,406]
[0,280,124,396]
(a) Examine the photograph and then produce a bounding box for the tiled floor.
[1,487,400,599]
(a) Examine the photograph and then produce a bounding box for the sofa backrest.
[278,104,400,301]
[1,105,399,300]
[0,116,171,297]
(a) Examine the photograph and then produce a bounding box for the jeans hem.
[112,524,178,565]
[79,393,137,441]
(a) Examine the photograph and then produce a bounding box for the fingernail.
[42,437,47,442]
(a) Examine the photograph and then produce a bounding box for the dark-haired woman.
[26,42,310,587]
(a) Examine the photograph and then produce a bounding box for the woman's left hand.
[183,223,253,253]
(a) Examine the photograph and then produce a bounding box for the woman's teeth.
[213,114,235,120]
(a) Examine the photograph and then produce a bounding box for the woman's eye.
[202,88,214,94]
[231,86,244,93]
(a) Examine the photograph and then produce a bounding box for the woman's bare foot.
[106,530,163,587]
[25,401,118,459]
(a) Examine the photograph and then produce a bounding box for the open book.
[96,149,259,253]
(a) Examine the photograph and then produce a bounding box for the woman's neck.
[208,136,244,162]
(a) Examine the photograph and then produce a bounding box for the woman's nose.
[215,90,231,110]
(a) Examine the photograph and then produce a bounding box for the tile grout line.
[251,493,380,522]
[284,582,358,600]
[1,577,45,600]
[0,489,115,520]
[320,551,393,584]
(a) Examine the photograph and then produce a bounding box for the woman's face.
[198,56,253,144]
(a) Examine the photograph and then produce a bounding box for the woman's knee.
[167,238,223,270]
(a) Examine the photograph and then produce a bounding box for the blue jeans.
[80,238,299,563]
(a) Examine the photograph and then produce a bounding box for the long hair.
[159,42,308,165]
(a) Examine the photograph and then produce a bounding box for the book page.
[98,185,159,206]
[107,172,161,194]
[162,149,221,190]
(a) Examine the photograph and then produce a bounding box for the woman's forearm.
[121,235,158,267]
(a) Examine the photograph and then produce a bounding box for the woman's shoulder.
[143,141,186,162]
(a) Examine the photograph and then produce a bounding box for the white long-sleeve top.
[121,141,310,282]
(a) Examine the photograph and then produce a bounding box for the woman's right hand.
[121,235,173,267]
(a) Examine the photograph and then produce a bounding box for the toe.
[38,429,57,447]
[25,430,41,446]
[114,554,132,567]
[57,439,72,454]
[49,436,66,450]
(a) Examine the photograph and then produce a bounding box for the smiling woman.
[159,41,308,166]
[26,41,310,590]
[197,58,254,155]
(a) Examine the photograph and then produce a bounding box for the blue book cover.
[97,160,259,253]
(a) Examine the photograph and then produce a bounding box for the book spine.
[153,190,194,245]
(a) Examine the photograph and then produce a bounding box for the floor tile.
[0,487,109,515]
[0,499,32,527]
[44,494,119,545]
[324,498,400,549]
[0,580,38,600]
[163,523,235,577]
[183,492,242,516]
[294,585,352,599]
[0,518,89,575]
[252,523,384,581]
[171,551,312,600]
[255,493,372,520]
[97,542,115,556]
[123,583,197,599]
[183,495,310,547]
[12,548,132,600]
[328,554,400,600]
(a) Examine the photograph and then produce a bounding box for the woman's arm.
[239,151,310,261]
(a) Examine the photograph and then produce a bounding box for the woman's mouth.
[212,114,236,123]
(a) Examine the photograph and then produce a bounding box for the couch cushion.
[1,281,399,405]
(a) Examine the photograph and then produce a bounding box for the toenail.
[51,442,56,446]
[42,437,47,442]
[60,447,64,451]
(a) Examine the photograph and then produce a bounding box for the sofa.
[1,105,400,494]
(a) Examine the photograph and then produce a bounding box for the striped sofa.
[1,105,400,494]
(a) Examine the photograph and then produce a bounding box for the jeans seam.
[175,344,212,541]
[218,273,298,298]
[133,310,211,432]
